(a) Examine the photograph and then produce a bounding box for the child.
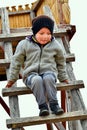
[6,15,69,116]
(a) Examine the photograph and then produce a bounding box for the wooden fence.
[0,0,70,29]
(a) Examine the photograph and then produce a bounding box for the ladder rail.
[0,4,87,130]
[1,7,21,130]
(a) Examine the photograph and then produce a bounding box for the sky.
[0,0,87,130]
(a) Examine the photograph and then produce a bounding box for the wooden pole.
[1,7,21,130]
[0,96,10,115]
[43,5,66,130]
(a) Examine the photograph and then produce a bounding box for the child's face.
[35,27,52,45]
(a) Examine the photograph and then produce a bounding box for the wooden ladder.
[0,6,87,130]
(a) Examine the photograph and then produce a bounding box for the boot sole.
[52,109,64,115]
[39,110,49,116]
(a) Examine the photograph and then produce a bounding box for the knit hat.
[32,15,54,35]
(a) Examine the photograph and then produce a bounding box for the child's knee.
[43,73,55,83]
[32,75,42,85]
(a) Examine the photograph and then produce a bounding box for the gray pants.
[26,72,58,106]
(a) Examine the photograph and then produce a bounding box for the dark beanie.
[32,15,54,35]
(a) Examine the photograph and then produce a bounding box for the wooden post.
[61,90,66,128]
[43,5,87,130]
[0,96,10,115]
[62,35,87,130]
[1,7,21,130]
[57,0,64,24]
[43,5,66,130]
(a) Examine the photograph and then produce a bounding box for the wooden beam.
[2,80,84,97]
[0,59,10,67]
[0,96,10,115]
[1,8,21,130]
[0,25,75,35]
[0,32,67,42]
[0,31,32,42]
[0,9,31,16]
[0,27,32,34]
[8,10,31,16]
[61,23,87,130]
[61,90,66,128]
[32,0,43,12]
[46,123,53,130]
[6,110,87,129]
[66,53,75,62]
[54,122,65,130]
[0,25,76,42]
[0,53,75,68]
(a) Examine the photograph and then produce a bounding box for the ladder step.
[2,80,84,97]
[0,53,75,68]
[0,59,10,68]
[6,110,87,129]
[0,25,75,42]
[66,53,75,62]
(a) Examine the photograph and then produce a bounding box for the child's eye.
[40,33,44,35]
[48,33,51,35]
[39,33,51,35]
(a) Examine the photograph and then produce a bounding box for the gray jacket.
[9,37,68,82]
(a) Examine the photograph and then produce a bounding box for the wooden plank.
[0,32,68,42]
[0,25,75,37]
[0,9,31,16]
[46,123,53,130]
[32,0,43,12]
[0,31,32,42]
[0,96,10,115]
[0,59,10,67]
[0,30,74,42]
[66,53,75,62]
[62,24,87,130]
[8,10,31,16]
[0,53,75,68]
[54,122,65,130]
[2,80,84,97]
[6,110,87,129]
[43,6,86,130]
[1,8,21,130]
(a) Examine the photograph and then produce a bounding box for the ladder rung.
[0,59,10,68]
[0,27,74,42]
[6,110,87,129]
[66,53,75,62]
[2,80,84,97]
[0,53,75,68]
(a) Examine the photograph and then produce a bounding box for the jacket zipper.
[38,45,43,74]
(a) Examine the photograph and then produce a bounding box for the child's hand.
[61,79,69,84]
[6,81,15,88]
